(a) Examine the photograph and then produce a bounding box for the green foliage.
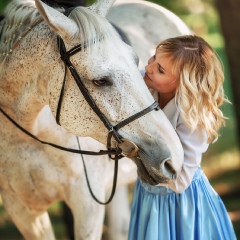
[0,0,9,13]
[87,0,94,5]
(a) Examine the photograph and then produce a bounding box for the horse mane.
[0,0,122,71]
[67,7,122,54]
[0,0,42,68]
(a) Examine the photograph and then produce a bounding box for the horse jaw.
[89,0,116,17]
[35,0,78,40]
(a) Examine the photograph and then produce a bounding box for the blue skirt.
[128,168,236,240]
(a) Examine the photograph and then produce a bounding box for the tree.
[215,0,240,148]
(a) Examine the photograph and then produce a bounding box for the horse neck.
[0,23,62,131]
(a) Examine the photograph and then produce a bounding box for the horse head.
[1,0,183,185]
[36,0,184,185]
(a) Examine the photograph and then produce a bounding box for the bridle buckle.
[116,138,139,158]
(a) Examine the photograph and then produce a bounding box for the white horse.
[0,0,184,239]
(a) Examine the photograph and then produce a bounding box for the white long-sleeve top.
[141,70,209,193]
[160,97,209,193]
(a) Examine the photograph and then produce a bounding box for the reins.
[76,137,119,205]
[0,108,121,157]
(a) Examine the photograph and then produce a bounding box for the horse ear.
[35,0,78,40]
[89,0,116,17]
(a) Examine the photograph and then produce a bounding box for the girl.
[128,35,236,240]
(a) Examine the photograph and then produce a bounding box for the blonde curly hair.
[156,35,228,142]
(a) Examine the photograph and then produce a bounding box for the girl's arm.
[167,115,209,193]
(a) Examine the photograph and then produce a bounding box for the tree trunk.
[215,0,240,148]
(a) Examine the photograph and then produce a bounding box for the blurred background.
[0,0,239,239]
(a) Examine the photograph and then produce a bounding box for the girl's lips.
[144,73,152,81]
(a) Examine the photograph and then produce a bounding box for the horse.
[0,0,184,239]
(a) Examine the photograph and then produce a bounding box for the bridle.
[56,32,160,159]
[0,7,160,204]
[56,31,159,204]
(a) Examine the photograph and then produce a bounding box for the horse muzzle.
[116,139,177,186]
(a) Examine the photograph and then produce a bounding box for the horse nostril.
[163,160,177,179]
[150,158,177,182]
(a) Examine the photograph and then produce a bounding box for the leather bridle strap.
[56,36,123,144]
[115,101,160,130]
[0,107,121,156]
[76,136,119,205]
[106,101,160,160]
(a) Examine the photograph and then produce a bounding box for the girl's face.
[144,51,179,98]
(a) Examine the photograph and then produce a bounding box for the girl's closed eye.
[158,66,164,74]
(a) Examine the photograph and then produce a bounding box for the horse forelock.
[69,7,123,54]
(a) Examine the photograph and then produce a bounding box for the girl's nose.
[145,56,154,73]
[145,62,153,73]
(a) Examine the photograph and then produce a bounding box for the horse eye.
[92,78,112,87]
